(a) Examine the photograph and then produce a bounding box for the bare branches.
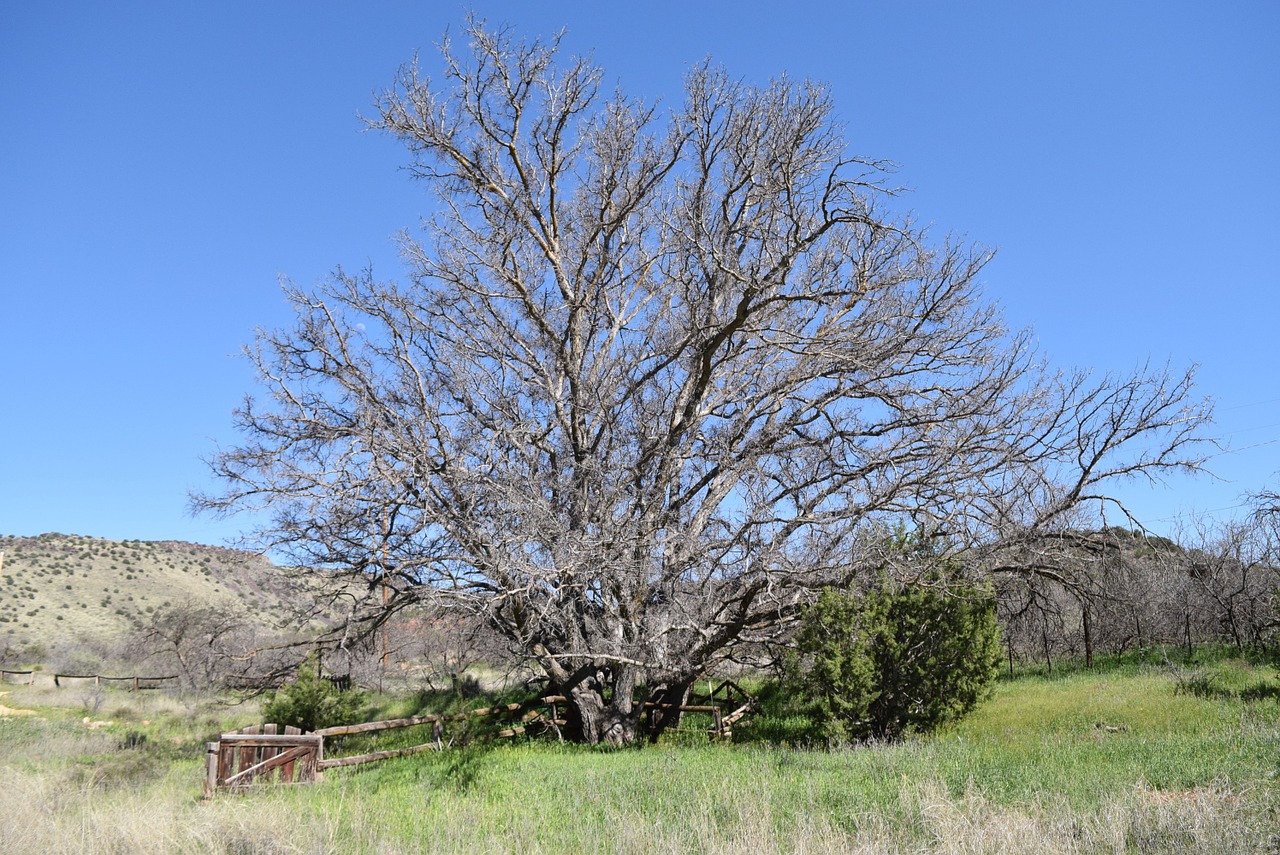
[197,18,1213,743]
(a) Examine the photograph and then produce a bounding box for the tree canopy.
[199,19,1212,744]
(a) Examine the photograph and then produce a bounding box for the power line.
[1213,437,1280,457]
[1219,396,1280,411]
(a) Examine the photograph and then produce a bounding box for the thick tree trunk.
[559,666,642,745]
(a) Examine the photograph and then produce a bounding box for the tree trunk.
[1082,603,1094,669]
[1226,607,1243,652]
[560,667,642,745]
[1041,623,1052,676]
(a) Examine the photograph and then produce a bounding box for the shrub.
[787,578,1001,742]
[262,657,367,732]
[1173,669,1229,699]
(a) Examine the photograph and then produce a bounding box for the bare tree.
[138,601,257,692]
[197,19,1211,744]
[1177,508,1280,652]
[991,526,1194,668]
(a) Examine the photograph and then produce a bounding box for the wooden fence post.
[204,742,220,799]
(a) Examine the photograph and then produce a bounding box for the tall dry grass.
[1,657,1278,854]
[0,758,1271,854]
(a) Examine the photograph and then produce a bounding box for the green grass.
[2,650,1278,853]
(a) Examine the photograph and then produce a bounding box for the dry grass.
[1,659,1277,854]
[0,759,1271,855]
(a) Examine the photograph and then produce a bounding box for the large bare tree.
[199,20,1211,743]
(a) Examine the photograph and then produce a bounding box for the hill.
[0,532,311,656]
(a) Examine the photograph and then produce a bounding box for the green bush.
[262,658,368,732]
[787,578,1001,742]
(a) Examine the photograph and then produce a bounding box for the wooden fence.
[204,695,570,796]
[647,679,757,740]
[204,686,756,796]
[52,673,178,690]
[0,669,177,690]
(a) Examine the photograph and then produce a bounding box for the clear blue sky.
[2,1,1277,546]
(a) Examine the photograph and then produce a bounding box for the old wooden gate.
[204,724,323,797]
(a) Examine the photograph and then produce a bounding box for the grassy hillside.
[0,533,306,655]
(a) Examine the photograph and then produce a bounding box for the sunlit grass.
[2,650,1278,853]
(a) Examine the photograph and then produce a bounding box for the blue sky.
[2,1,1277,546]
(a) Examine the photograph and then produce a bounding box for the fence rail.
[204,687,756,796]
[0,669,35,685]
[0,669,177,690]
[53,673,178,690]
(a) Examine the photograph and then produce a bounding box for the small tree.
[789,578,1001,741]
[137,601,254,691]
[262,656,367,732]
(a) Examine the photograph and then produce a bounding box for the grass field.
[1,648,1277,853]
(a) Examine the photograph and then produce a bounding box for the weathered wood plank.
[282,726,299,780]
[222,745,316,787]
[316,695,572,737]
[316,713,441,737]
[317,741,441,769]
[722,700,757,726]
[496,719,568,738]
[216,734,324,747]
[204,742,220,799]
[642,704,721,713]
[315,730,324,783]
[217,745,234,786]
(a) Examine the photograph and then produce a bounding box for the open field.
[1,649,1278,854]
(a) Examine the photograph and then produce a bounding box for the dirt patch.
[0,703,37,716]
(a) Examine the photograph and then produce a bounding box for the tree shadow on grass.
[435,744,491,793]
[1238,681,1280,703]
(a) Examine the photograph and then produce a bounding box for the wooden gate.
[204,724,323,797]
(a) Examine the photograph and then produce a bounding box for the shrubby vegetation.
[785,580,1001,742]
[261,657,368,732]
[997,501,1280,674]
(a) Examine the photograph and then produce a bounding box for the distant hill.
[0,532,312,653]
